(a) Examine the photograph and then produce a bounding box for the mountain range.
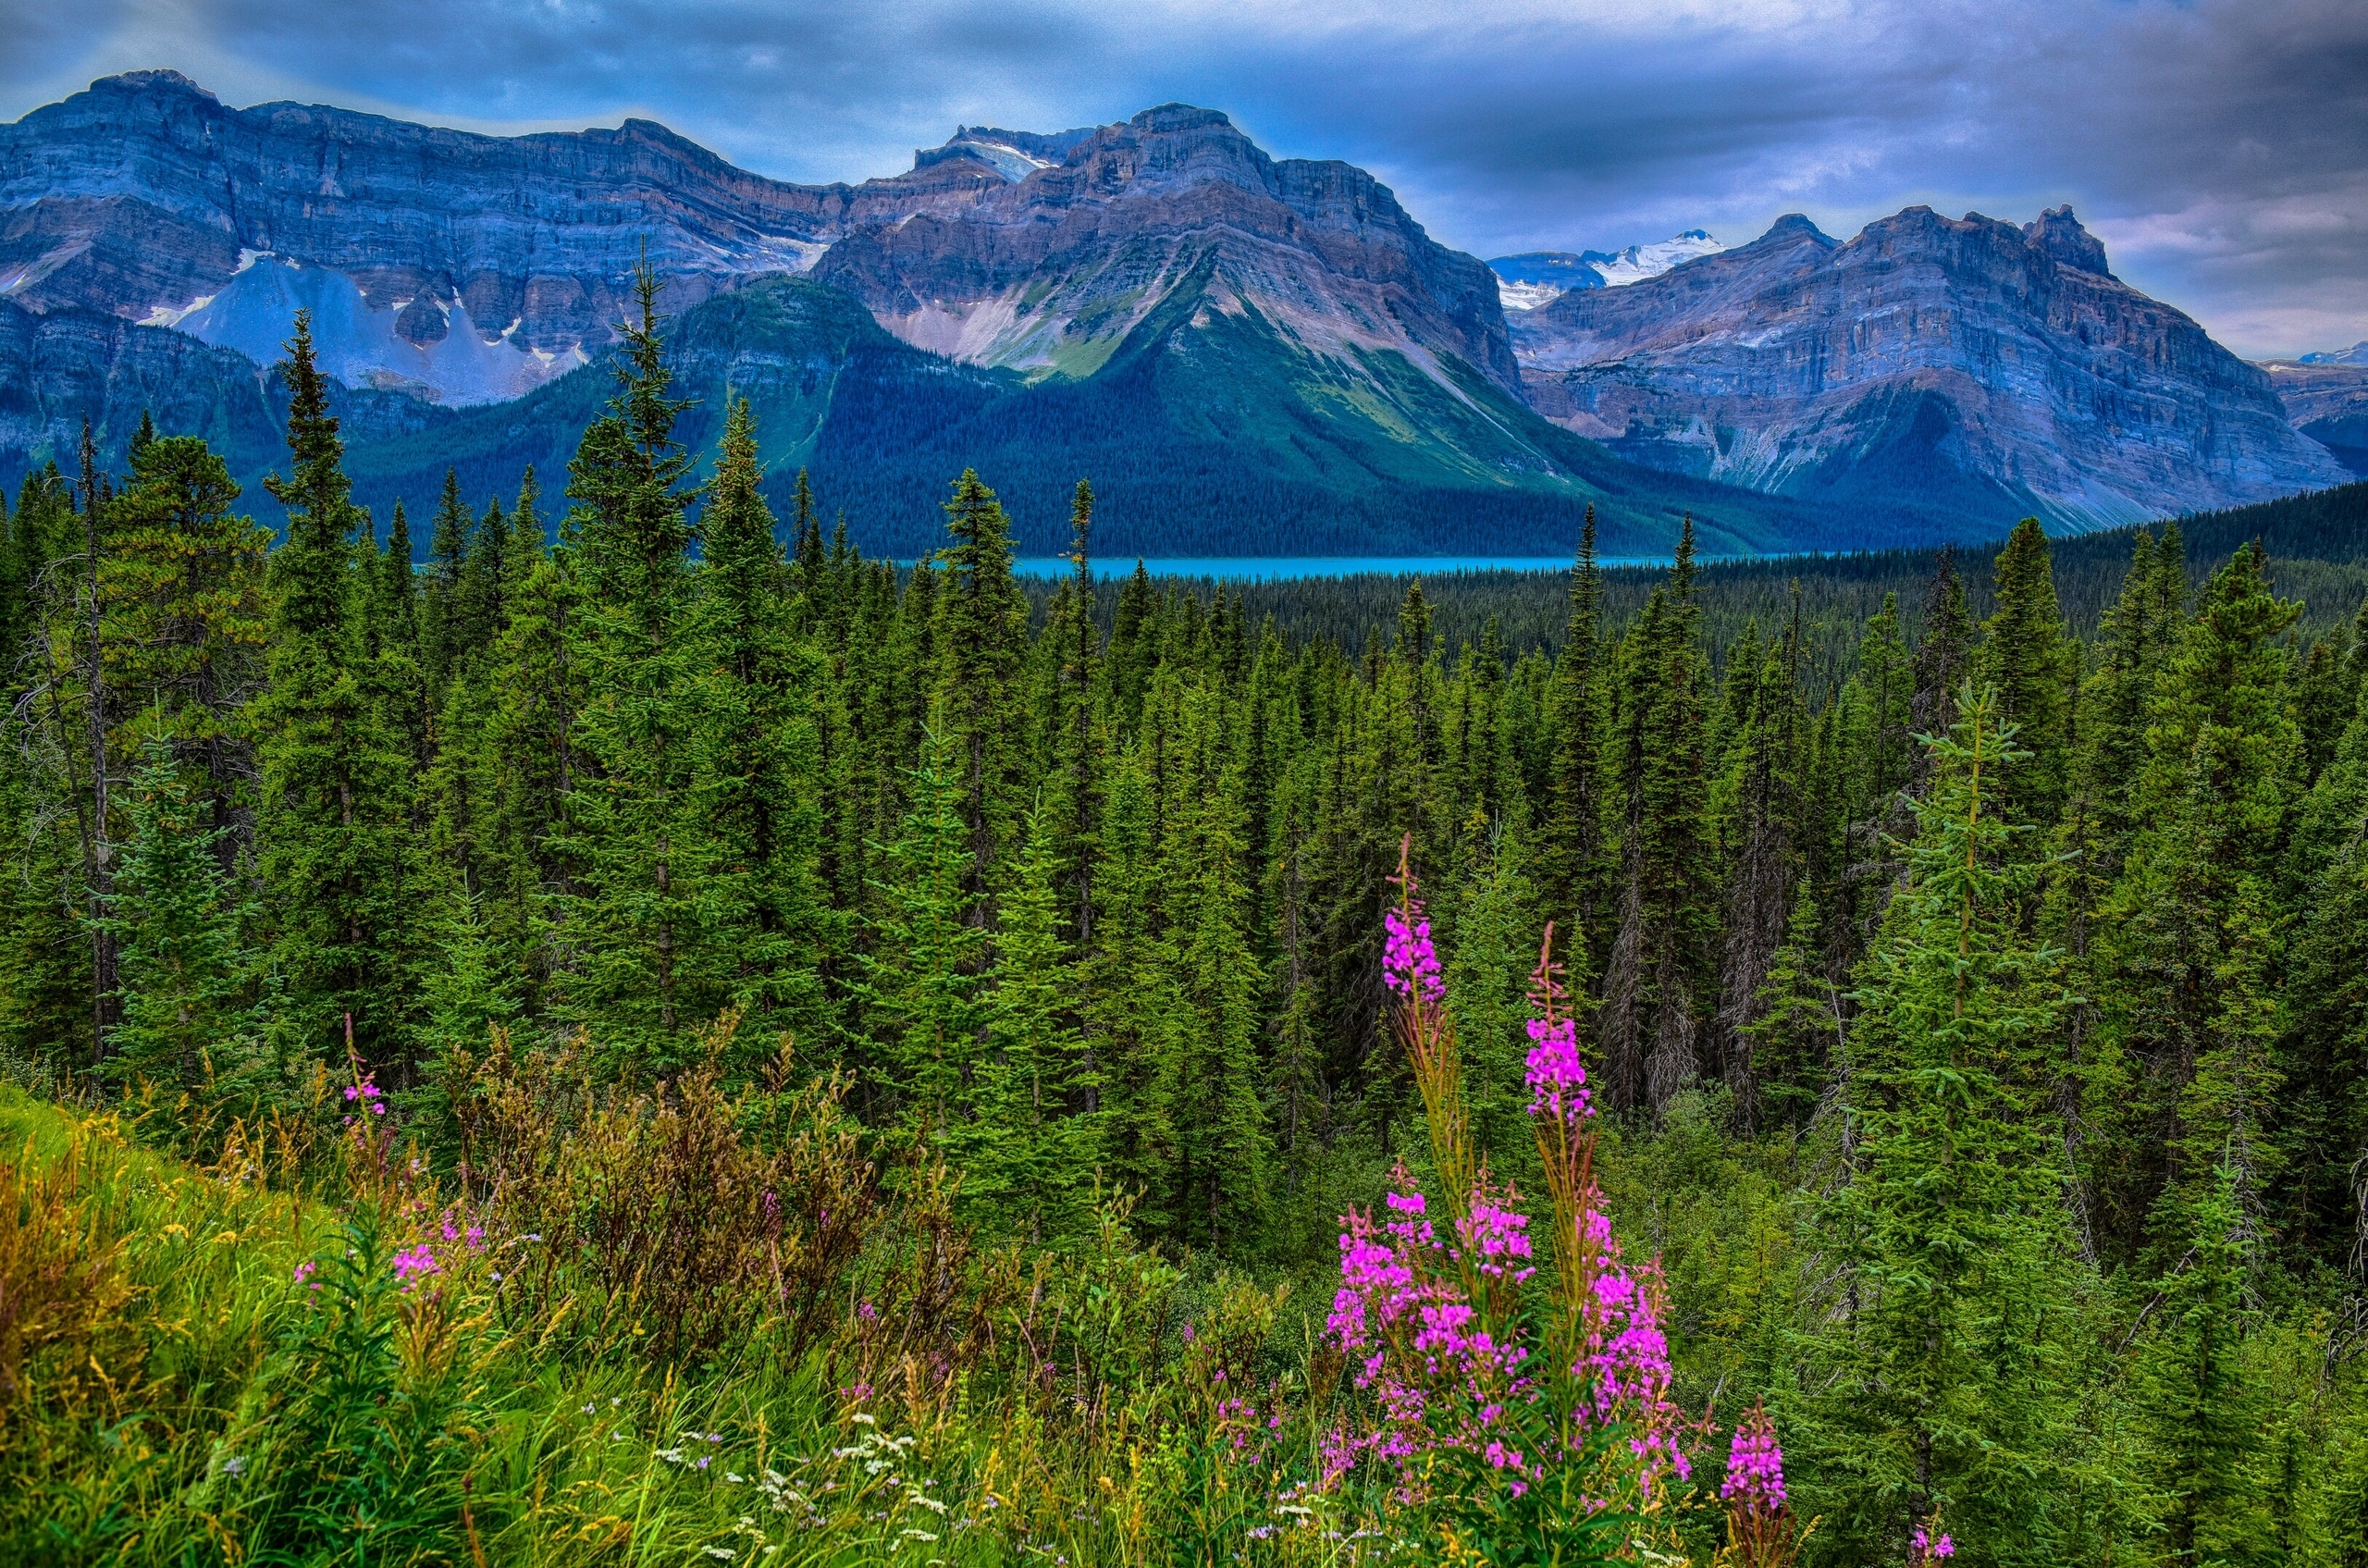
[0,70,2351,555]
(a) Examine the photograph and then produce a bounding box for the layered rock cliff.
[4,71,2353,549]
[1511,205,2350,529]
[2,78,1510,411]
[0,70,1011,401]
[812,105,1519,397]
[2260,356,2368,477]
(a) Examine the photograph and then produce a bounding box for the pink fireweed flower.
[1910,1524,1955,1564]
[1456,1198,1536,1282]
[1722,1403,1786,1510]
[1524,1013,1593,1126]
[390,1244,440,1287]
[341,1076,388,1124]
[1382,904,1442,1002]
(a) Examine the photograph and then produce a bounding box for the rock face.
[2261,357,2368,476]
[812,105,1518,397]
[3,72,2352,548]
[2,78,1508,409]
[1511,205,2350,530]
[0,69,1011,401]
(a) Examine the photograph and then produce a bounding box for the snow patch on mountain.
[1490,232,1722,310]
[149,259,586,404]
[1592,230,1724,287]
[1496,279,1567,312]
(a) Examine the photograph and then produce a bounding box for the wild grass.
[0,1051,1438,1567]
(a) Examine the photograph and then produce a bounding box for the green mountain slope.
[330,273,1872,558]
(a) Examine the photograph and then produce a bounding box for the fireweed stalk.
[1325,839,1691,1544]
[1722,1401,1795,1568]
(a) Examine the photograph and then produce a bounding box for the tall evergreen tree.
[255,310,424,1075]
[932,469,1030,907]
[1598,519,1715,1116]
[1976,518,2073,833]
[1791,684,2079,1568]
[99,435,269,858]
[2095,542,2301,1261]
[689,398,829,1045]
[555,264,712,1063]
[98,744,255,1096]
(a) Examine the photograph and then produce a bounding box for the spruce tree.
[255,310,424,1076]
[2096,542,2300,1260]
[971,799,1100,1241]
[554,264,713,1063]
[933,469,1030,906]
[98,434,269,856]
[421,467,470,705]
[1976,518,2073,833]
[1791,683,2078,1568]
[99,744,255,1097]
[1150,685,1272,1253]
[2133,1167,2277,1568]
[1744,876,1835,1131]
[1911,548,1976,794]
[1599,519,1715,1116]
[689,398,829,1046]
[861,722,987,1149]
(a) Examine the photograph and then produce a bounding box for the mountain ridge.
[1510,205,2345,531]
[2,71,2354,553]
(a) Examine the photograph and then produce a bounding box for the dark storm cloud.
[3,0,2362,356]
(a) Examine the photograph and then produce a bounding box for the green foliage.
[97,745,256,1097]
[1793,685,2082,1568]
[11,288,2368,1566]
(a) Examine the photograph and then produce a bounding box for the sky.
[4,0,2363,360]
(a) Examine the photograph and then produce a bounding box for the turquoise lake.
[1005,556,1668,579]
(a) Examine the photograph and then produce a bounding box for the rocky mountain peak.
[1130,104,1236,135]
[1760,214,1829,243]
[915,125,1097,180]
[92,69,216,102]
[1511,201,2344,530]
[2024,204,2114,278]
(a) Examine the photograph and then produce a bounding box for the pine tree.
[1911,548,1976,794]
[970,798,1099,1241]
[1744,876,1835,1131]
[98,434,269,858]
[1976,518,2074,833]
[1151,685,1272,1253]
[554,263,713,1064]
[861,722,988,1150]
[1715,590,1807,1118]
[367,498,427,775]
[98,744,255,1096]
[2133,1167,2277,1568]
[932,469,1030,906]
[481,476,582,1015]
[255,310,425,1076]
[1598,519,1715,1117]
[1792,683,2078,1568]
[421,467,471,705]
[689,398,829,1046]
[2095,542,2301,1261]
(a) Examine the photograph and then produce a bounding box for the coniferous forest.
[8,286,2368,1566]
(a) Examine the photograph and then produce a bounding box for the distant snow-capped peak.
[1488,230,1722,310]
[1590,230,1723,287]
